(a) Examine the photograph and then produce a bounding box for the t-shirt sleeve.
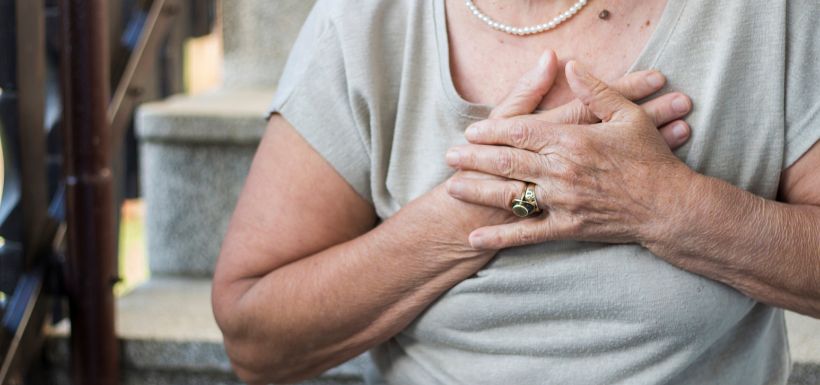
[783,0,820,169]
[267,1,373,203]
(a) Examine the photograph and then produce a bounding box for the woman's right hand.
[431,50,692,258]
[489,50,691,144]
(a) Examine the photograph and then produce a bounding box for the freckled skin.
[447,0,666,110]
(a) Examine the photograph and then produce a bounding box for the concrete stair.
[786,312,820,385]
[136,0,316,278]
[136,89,274,277]
[45,277,371,385]
[43,277,819,384]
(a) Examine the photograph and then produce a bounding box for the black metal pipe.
[58,0,119,384]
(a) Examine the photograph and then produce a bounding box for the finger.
[469,218,571,250]
[565,61,642,122]
[446,144,545,182]
[446,176,526,210]
[640,92,692,127]
[465,117,563,151]
[453,170,509,181]
[657,120,690,150]
[489,50,559,119]
[532,70,667,125]
[612,70,667,101]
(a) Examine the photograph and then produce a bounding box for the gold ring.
[511,183,540,217]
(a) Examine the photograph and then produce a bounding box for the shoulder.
[278,0,429,84]
[314,0,428,39]
[288,0,435,103]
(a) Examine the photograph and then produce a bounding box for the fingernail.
[447,179,465,197]
[570,61,588,78]
[646,72,665,88]
[469,231,487,249]
[465,123,480,140]
[446,149,461,165]
[673,123,688,140]
[672,96,690,113]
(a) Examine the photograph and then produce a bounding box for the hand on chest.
[446,0,667,109]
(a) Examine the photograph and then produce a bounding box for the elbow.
[212,283,324,384]
[215,310,303,384]
[223,335,329,385]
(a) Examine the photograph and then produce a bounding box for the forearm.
[645,171,820,316]
[220,198,494,383]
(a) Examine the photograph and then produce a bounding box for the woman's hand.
[445,61,694,249]
[432,51,692,254]
[491,50,692,146]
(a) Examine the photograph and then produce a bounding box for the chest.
[445,0,667,109]
[379,1,787,217]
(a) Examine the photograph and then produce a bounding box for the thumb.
[489,50,559,119]
[565,60,641,122]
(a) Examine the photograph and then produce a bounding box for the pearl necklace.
[465,0,589,36]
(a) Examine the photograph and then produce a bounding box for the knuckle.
[508,121,530,148]
[567,215,585,234]
[561,192,582,213]
[559,134,590,155]
[566,104,591,124]
[537,151,560,175]
[495,151,516,177]
[589,79,611,99]
[561,135,581,152]
[462,149,478,167]
[514,227,536,245]
[559,162,584,187]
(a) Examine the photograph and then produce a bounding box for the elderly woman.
[212,0,820,384]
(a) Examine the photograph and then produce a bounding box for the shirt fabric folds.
[268,1,820,384]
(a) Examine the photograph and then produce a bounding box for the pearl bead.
[464,0,588,36]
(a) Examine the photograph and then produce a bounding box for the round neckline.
[432,0,689,120]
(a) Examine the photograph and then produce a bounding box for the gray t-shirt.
[269,1,820,384]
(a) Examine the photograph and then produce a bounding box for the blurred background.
[0,1,817,384]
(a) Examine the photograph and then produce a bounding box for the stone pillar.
[222,0,315,89]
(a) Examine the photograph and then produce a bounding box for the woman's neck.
[473,0,587,27]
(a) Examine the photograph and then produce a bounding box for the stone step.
[45,277,370,385]
[785,311,820,385]
[136,89,275,277]
[45,277,820,384]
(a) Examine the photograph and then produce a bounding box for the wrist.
[638,162,703,253]
[377,190,496,266]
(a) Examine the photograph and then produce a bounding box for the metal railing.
[0,0,214,383]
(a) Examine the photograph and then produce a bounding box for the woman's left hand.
[445,61,695,249]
